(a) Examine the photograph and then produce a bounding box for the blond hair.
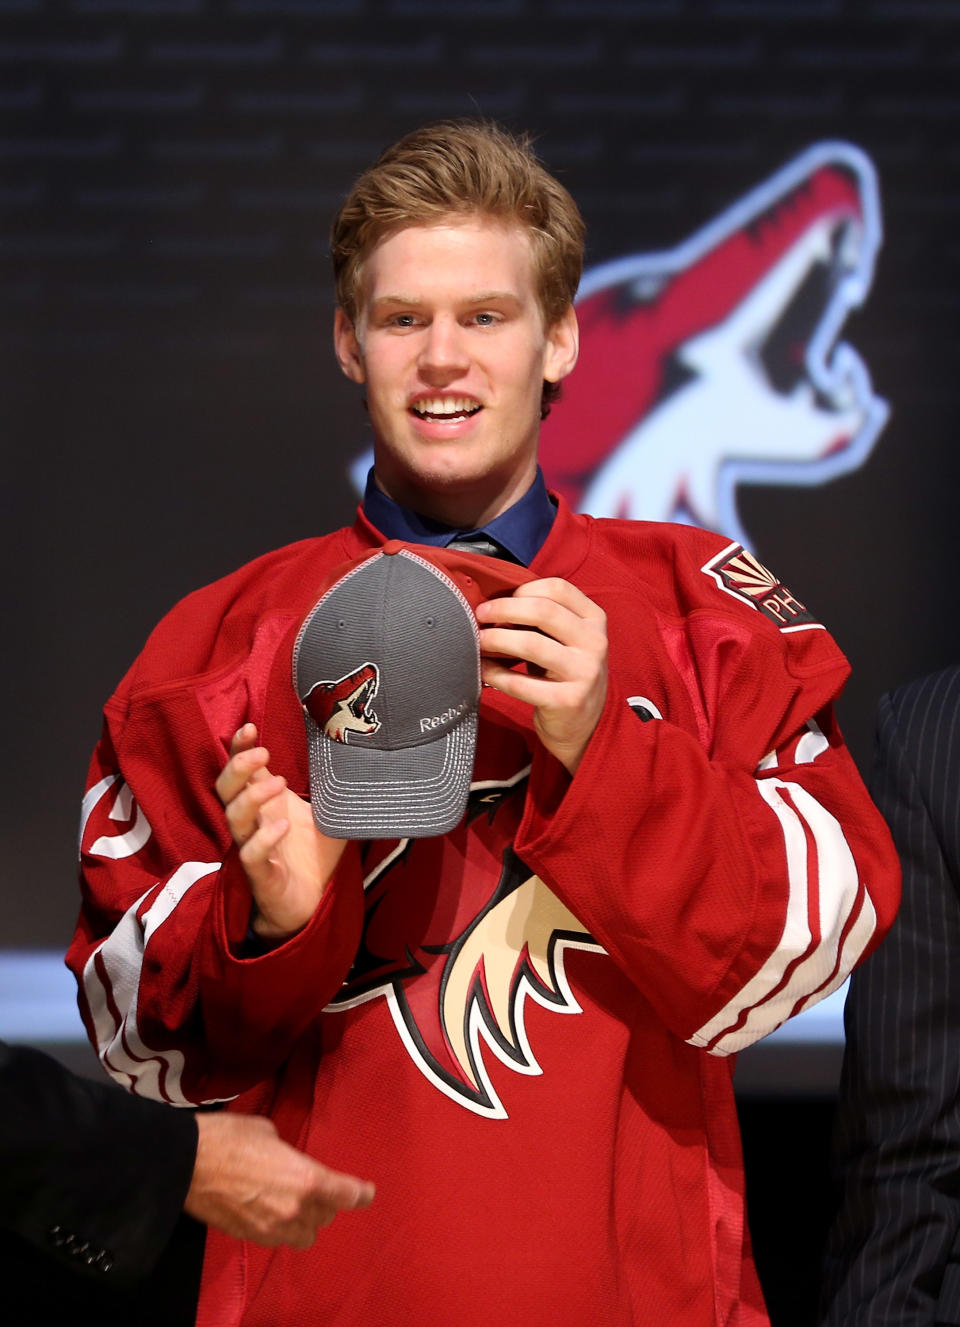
[330,119,584,335]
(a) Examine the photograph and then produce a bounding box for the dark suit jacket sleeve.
[0,1040,198,1284]
[821,667,960,1326]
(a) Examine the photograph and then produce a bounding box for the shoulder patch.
[701,543,822,632]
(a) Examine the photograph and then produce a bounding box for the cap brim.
[305,709,478,839]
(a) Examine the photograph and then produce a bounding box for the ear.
[543,304,579,385]
[333,307,366,384]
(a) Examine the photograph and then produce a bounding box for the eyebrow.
[368,291,522,309]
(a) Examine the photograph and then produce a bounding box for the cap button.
[382,540,405,555]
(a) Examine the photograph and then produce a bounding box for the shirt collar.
[361,467,557,568]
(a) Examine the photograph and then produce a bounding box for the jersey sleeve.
[67,669,365,1108]
[514,547,901,1056]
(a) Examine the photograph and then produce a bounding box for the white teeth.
[412,396,480,417]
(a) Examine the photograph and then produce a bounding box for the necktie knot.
[449,532,515,561]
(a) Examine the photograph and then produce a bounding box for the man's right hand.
[215,723,348,941]
[185,1112,374,1248]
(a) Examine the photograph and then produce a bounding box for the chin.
[392,447,495,491]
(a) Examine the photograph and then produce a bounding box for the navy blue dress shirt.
[361,467,556,568]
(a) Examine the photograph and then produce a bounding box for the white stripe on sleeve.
[78,774,154,861]
[687,776,869,1056]
[81,860,232,1107]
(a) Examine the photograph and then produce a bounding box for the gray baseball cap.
[294,543,530,839]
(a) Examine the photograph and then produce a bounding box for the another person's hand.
[476,578,608,775]
[215,723,348,940]
[185,1112,374,1249]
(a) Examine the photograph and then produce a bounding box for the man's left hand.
[476,578,608,776]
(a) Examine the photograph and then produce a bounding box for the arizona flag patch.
[701,543,821,632]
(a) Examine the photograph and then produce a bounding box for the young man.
[69,122,900,1326]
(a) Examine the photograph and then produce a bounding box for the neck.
[373,463,538,530]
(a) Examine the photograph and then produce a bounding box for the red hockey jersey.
[68,500,900,1326]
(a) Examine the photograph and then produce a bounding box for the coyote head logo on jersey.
[541,142,888,547]
[303,662,380,744]
[325,775,605,1119]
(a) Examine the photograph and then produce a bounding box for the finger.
[259,1218,315,1251]
[481,658,566,706]
[515,577,606,619]
[215,745,272,808]
[238,816,290,877]
[477,594,604,648]
[481,578,605,621]
[479,625,571,678]
[285,1229,315,1251]
[258,1176,373,1249]
[230,722,259,757]
[481,655,604,710]
[311,1165,376,1211]
[230,727,277,787]
[223,774,287,844]
[285,1211,325,1247]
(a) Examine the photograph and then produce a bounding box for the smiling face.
[334,216,579,527]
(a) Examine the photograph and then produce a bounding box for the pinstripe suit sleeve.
[821,668,960,1326]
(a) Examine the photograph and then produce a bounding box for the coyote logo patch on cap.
[302,662,380,744]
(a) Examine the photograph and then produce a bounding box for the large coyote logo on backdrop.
[544,142,887,545]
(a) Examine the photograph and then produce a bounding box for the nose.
[418,315,468,383]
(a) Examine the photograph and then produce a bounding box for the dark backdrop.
[5,0,960,950]
[3,3,960,1322]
